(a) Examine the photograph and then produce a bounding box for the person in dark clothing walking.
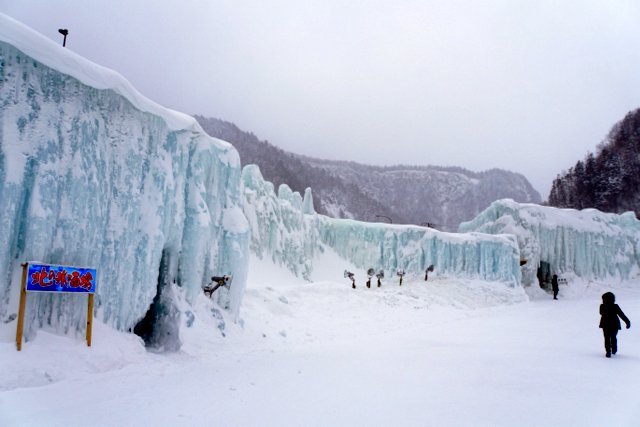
[599,292,631,358]
[551,274,559,300]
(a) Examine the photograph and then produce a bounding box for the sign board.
[26,262,97,294]
[16,262,97,350]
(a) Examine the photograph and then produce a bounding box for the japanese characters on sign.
[26,262,97,294]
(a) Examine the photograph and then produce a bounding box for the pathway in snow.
[1,279,639,426]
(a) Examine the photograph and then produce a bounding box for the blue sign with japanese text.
[26,262,97,294]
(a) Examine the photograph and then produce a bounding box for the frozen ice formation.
[242,165,319,280]
[241,166,522,286]
[459,199,640,285]
[0,14,249,344]
[10,12,636,350]
[317,217,521,285]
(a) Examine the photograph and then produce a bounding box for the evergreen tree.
[547,108,640,218]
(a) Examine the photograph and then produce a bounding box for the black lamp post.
[58,29,68,47]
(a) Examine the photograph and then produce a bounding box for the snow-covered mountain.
[301,158,541,231]
[197,116,541,231]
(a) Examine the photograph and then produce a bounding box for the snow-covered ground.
[1,13,639,427]
[1,249,639,426]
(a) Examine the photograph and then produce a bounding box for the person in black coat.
[599,292,631,358]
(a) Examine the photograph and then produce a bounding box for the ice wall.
[0,15,249,341]
[241,165,522,286]
[459,199,640,285]
[241,165,319,280]
[318,217,521,285]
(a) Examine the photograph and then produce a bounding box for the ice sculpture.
[241,165,318,280]
[241,165,522,286]
[317,217,521,285]
[0,14,249,345]
[459,199,640,285]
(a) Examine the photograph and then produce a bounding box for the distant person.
[599,292,631,358]
[551,274,559,300]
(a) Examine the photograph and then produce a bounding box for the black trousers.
[603,328,619,354]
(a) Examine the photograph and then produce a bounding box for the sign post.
[15,262,98,351]
[15,263,28,351]
[86,293,94,347]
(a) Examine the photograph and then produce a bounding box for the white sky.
[2,0,640,196]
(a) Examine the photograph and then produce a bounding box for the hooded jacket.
[599,292,631,330]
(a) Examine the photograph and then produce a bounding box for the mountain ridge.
[196,115,541,231]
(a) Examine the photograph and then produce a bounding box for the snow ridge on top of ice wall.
[0,13,212,134]
[459,199,640,285]
[0,20,249,340]
[241,166,522,286]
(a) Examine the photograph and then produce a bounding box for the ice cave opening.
[133,248,181,352]
[537,261,551,290]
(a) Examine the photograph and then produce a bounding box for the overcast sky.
[2,1,640,196]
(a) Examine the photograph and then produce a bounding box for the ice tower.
[0,14,249,348]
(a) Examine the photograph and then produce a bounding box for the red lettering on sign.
[69,271,81,288]
[55,270,68,287]
[31,267,54,287]
[80,271,93,290]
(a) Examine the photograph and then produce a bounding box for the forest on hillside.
[196,115,541,230]
[548,108,640,217]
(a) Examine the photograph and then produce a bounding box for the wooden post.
[16,263,28,351]
[86,293,94,347]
